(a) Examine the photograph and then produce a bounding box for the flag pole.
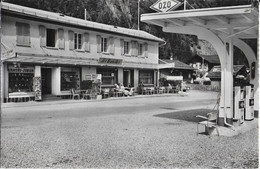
[138,0,140,30]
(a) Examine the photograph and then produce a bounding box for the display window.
[8,66,34,93]
[97,68,117,85]
[61,67,80,91]
[139,70,154,85]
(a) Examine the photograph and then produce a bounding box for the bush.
[203,81,211,85]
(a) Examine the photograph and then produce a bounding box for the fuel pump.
[233,86,245,124]
[245,85,254,120]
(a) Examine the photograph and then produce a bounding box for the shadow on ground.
[154,109,218,123]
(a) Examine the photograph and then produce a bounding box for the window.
[61,67,80,91]
[8,66,34,93]
[74,33,82,50]
[101,37,108,52]
[138,44,143,56]
[124,41,130,54]
[16,22,30,46]
[46,28,56,47]
[139,70,154,84]
[97,68,117,85]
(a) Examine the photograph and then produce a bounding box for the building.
[1,2,164,102]
[207,65,249,89]
[188,54,220,73]
[159,59,195,82]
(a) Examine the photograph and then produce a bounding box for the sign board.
[84,74,102,81]
[99,58,122,65]
[150,0,182,13]
[166,76,183,81]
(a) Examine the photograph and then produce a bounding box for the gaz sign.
[150,0,182,12]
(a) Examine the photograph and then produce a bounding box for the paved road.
[1,91,258,168]
[2,91,218,128]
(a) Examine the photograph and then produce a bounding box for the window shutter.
[120,39,124,55]
[109,37,114,55]
[96,35,101,53]
[23,24,30,45]
[68,30,74,50]
[84,33,90,52]
[131,41,135,56]
[16,23,23,44]
[58,28,65,49]
[135,42,138,57]
[39,25,46,47]
[144,43,148,58]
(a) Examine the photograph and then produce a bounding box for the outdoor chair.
[83,89,91,100]
[147,87,155,95]
[71,88,80,100]
[114,89,123,97]
[158,86,166,94]
[102,88,110,98]
[196,112,219,137]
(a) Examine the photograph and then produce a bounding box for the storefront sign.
[8,67,34,73]
[99,58,122,65]
[166,76,183,81]
[85,74,102,81]
[150,0,182,12]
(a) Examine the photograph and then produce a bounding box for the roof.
[141,5,258,39]
[207,65,246,78]
[190,54,220,64]
[159,59,195,70]
[1,2,164,43]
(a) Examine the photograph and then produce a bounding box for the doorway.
[123,69,134,87]
[41,68,52,95]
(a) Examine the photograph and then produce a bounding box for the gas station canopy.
[141,4,259,127]
[141,5,258,39]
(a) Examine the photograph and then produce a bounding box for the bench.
[8,92,35,102]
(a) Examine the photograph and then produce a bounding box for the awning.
[3,54,158,69]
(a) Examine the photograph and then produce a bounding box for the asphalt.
[1,90,258,168]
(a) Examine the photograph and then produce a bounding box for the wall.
[51,67,61,95]
[1,15,159,66]
[81,66,97,81]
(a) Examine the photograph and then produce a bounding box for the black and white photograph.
[0,0,259,168]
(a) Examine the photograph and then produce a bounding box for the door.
[123,69,134,87]
[41,68,52,95]
[123,70,130,87]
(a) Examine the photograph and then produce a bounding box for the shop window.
[16,22,30,46]
[97,68,117,85]
[74,33,82,50]
[61,68,80,91]
[46,28,57,47]
[124,41,130,54]
[101,37,108,52]
[8,66,34,93]
[139,70,154,84]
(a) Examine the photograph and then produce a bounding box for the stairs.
[42,95,62,101]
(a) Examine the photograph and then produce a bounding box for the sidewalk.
[2,90,219,108]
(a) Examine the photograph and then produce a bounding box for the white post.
[184,0,187,10]
[84,9,87,20]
